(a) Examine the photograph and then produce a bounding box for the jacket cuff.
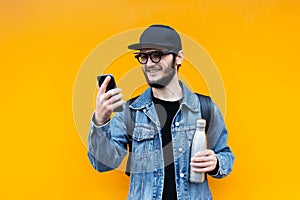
[91,113,110,133]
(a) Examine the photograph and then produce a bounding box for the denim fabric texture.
[88,81,234,200]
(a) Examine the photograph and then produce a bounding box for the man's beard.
[143,63,176,88]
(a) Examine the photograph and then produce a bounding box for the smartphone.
[97,74,123,112]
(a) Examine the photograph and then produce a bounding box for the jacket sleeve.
[209,103,235,179]
[87,111,129,172]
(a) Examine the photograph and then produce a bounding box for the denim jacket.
[88,81,234,200]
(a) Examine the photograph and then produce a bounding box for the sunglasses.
[134,51,175,64]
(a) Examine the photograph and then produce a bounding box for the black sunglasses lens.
[140,54,148,64]
[150,52,161,63]
[135,53,147,64]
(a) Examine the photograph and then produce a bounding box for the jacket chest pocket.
[174,127,196,148]
[172,127,196,159]
[132,125,157,153]
[131,125,158,174]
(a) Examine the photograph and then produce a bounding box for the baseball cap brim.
[128,43,178,53]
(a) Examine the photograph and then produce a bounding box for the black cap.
[128,25,182,53]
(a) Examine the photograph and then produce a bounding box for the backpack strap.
[195,93,212,134]
[124,96,138,176]
[195,93,219,150]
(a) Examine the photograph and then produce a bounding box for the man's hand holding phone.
[95,75,124,126]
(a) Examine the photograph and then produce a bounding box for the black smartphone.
[97,74,116,92]
[97,74,123,112]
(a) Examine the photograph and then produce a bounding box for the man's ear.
[176,50,184,65]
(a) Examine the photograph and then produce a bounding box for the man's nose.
[145,56,155,67]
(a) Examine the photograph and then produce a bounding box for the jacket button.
[180,173,185,178]
[178,147,183,152]
[175,122,180,127]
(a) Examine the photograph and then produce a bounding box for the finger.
[112,99,125,110]
[99,89,123,109]
[99,76,111,94]
[190,160,216,173]
[190,160,214,168]
[194,149,212,157]
[191,158,216,172]
[191,151,216,163]
[106,88,122,98]
[191,156,212,163]
[98,88,122,103]
[192,153,217,163]
[191,165,215,173]
[109,93,123,104]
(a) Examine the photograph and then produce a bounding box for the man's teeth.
[148,69,159,73]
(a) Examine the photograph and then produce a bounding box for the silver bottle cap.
[195,118,206,128]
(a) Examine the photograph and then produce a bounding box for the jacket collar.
[130,81,199,112]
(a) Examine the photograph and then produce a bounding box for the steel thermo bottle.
[189,118,207,183]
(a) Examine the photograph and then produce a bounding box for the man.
[88,25,234,200]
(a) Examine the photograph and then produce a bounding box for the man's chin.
[146,77,166,88]
[148,82,165,88]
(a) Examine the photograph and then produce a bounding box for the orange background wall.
[1,0,300,199]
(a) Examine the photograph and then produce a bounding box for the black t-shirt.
[153,96,180,200]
